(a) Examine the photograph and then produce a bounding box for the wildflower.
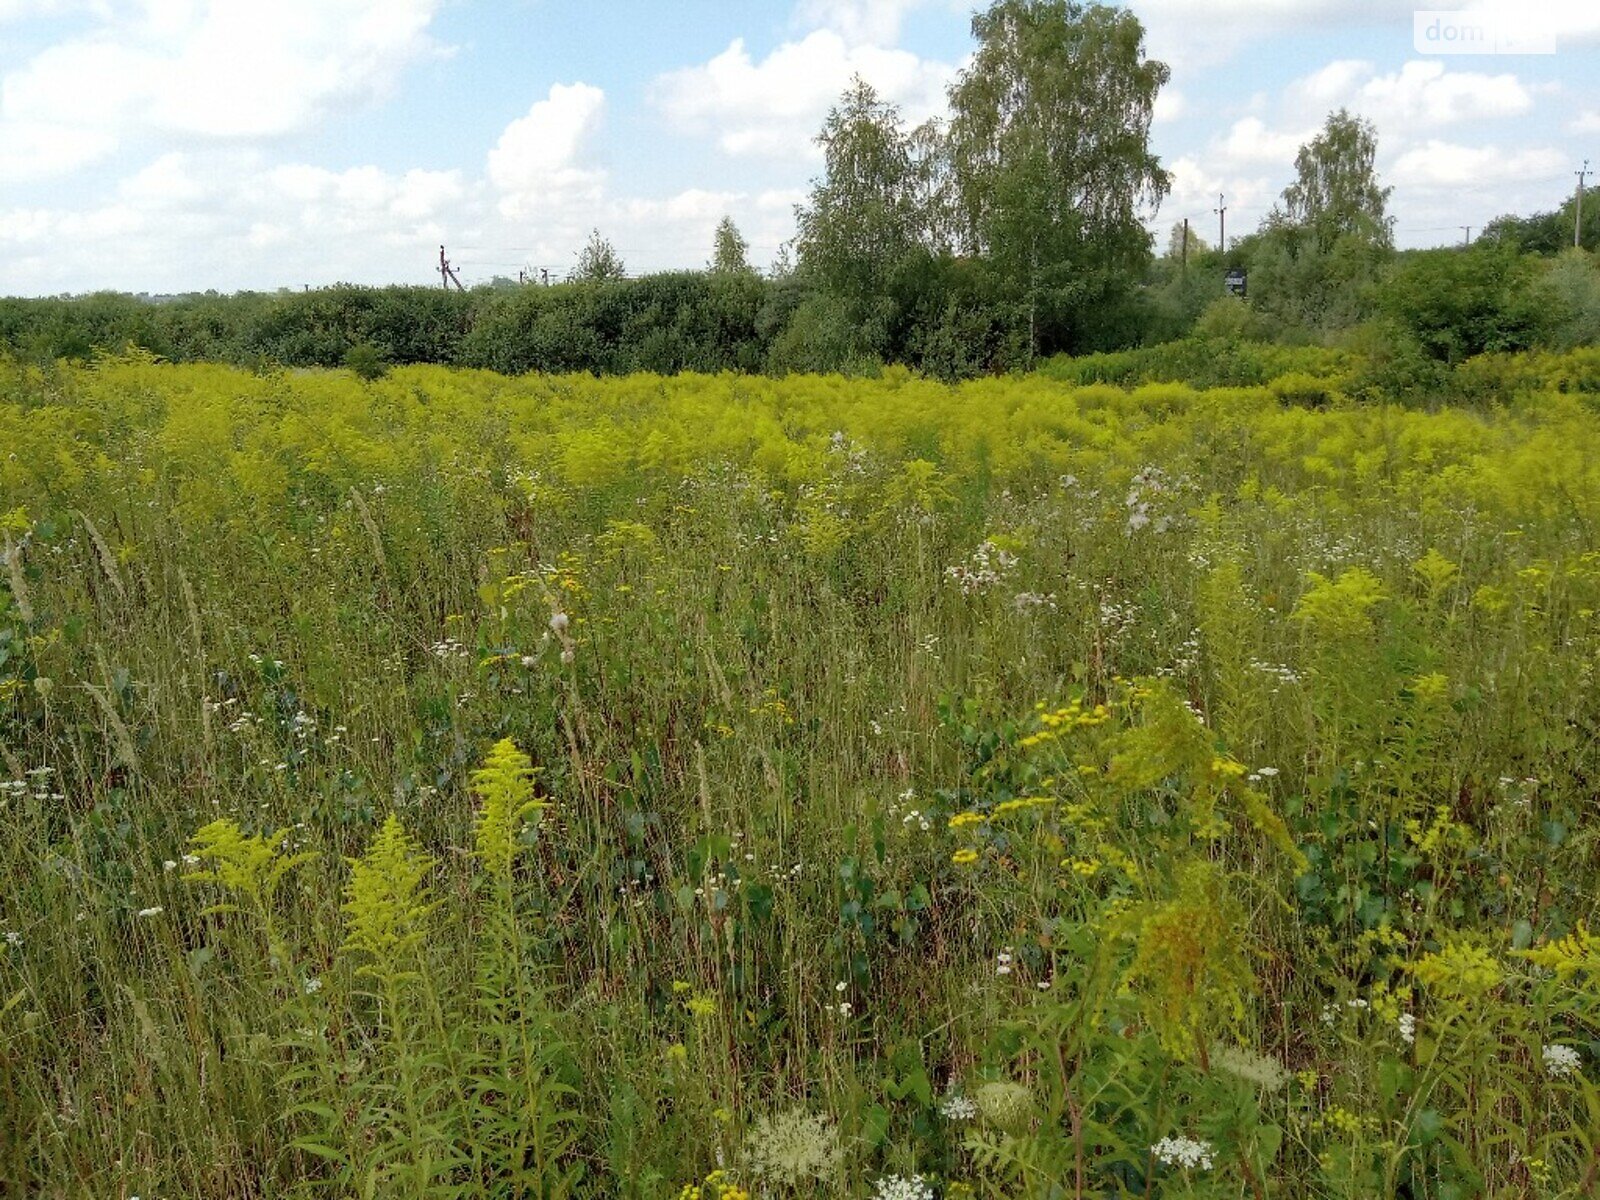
[1151,1135,1215,1170]
[136,906,164,918]
[3,931,20,948]
[1543,1044,1581,1079]
[1410,940,1503,998]
[940,1091,978,1120]
[162,860,178,873]
[469,738,546,877]
[995,948,1014,976]
[951,848,978,866]
[303,977,323,995]
[1397,1013,1416,1044]
[1210,1043,1290,1092]
[872,1175,935,1200]
[974,1080,1033,1132]
[1517,922,1599,978]
[744,1108,844,1189]
[340,814,436,981]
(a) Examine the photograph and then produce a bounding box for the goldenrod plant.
[0,352,1597,1196]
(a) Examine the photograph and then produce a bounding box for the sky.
[1,0,1597,296]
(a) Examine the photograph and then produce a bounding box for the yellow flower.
[952,848,979,866]
[1410,940,1503,998]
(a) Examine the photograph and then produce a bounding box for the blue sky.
[2,0,1597,295]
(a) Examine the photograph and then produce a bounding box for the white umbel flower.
[939,1091,978,1120]
[872,1175,935,1200]
[1152,1135,1215,1170]
[1543,1044,1581,1079]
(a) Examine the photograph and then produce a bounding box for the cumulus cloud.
[1220,117,1315,166]
[652,31,956,160]
[487,82,607,220]
[1,150,478,293]
[0,0,447,180]
[1390,139,1567,187]
[792,0,939,46]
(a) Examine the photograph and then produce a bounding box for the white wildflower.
[1152,1135,1215,1170]
[939,1091,978,1120]
[744,1108,845,1188]
[873,1174,935,1200]
[1210,1043,1291,1092]
[136,906,164,918]
[3,931,21,948]
[1543,1044,1581,1079]
[304,977,323,995]
[1397,1013,1416,1045]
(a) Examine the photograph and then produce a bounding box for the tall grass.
[1,355,1597,1197]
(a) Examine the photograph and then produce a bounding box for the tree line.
[3,0,1597,388]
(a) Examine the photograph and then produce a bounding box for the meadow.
[1,353,1598,1199]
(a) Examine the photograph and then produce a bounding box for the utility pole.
[1460,226,1473,248]
[1181,217,1189,274]
[1214,195,1227,253]
[1574,163,1587,249]
[437,244,464,292]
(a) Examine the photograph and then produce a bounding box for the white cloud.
[1220,117,1313,166]
[487,82,607,220]
[793,0,932,46]
[1390,139,1566,187]
[652,31,956,160]
[0,0,447,179]
[1158,154,1275,238]
[0,118,114,181]
[1571,110,1600,133]
[0,0,105,20]
[1356,60,1532,125]
[1153,87,1187,124]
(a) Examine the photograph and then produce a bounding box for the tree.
[573,230,626,283]
[1165,221,1209,262]
[945,0,1171,359]
[1276,109,1393,252]
[795,78,929,302]
[793,77,944,364]
[1376,244,1547,363]
[1484,195,1600,255]
[710,216,754,275]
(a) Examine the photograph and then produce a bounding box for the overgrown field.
[2,356,1598,1199]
